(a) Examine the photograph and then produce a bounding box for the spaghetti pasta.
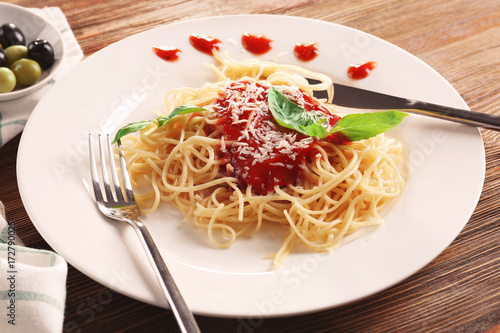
[118,54,404,266]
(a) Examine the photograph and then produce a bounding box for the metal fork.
[88,133,200,333]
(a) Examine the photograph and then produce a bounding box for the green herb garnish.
[156,105,207,127]
[267,86,407,141]
[329,110,407,141]
[112,105,207,143]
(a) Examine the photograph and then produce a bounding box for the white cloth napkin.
[0,7,83,332]
[0,7,84,147]
[0,202,68,333]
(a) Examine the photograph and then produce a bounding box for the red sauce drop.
[152,46,182,61]
[189,34,222,55]
[347,61,377,79]
[294,43,319,61]
[241,33,274,55]
[212,80,341,194]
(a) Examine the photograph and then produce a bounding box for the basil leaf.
[267,85,407,141]
[112,120,153,143]
[329,110,407,141]
[112,105,208,143]
[268,86,318,135]
[156,105,207,127]
[300,120,328,138]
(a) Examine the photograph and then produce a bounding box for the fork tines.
[88,133,134,206]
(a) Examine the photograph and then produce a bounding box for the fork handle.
[127,218,201,333]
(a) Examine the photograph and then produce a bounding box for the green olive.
[5,45,28,66]
[0,67,16,93]
[10,58,41,86]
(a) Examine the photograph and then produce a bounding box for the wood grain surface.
[0,0,499,332]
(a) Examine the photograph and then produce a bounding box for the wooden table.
[1,0,499,332]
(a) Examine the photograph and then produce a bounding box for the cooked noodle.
[118,54,404,266]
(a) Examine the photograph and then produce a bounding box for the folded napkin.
[0,202,67,333]
[0,7,84,147]
[0,7,82,332]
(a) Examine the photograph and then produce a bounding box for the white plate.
[0,3,65,101]
[17,15,485,317]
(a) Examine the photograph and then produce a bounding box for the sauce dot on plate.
[347,61,377,79]
[241,33,274,55]
[153,46,182,61]
[294,42,319,61]
[189,34,222,55]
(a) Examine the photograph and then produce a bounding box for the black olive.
[27,39,54,70]
[0,47,7,67]
[0,23,26,48]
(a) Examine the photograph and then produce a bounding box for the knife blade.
[311,80,500,131]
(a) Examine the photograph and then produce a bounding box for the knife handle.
[404,101,500,131]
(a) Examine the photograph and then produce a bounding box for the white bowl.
[0,3,65,101]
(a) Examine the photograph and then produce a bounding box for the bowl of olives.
[0,3,65,101]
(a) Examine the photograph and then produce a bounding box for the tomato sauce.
[152,46,182,61]
[347,61,377,79]
[212,80,341,194]
[241,33,274,55]
[294,42,319,61]
[189,34,222,55]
